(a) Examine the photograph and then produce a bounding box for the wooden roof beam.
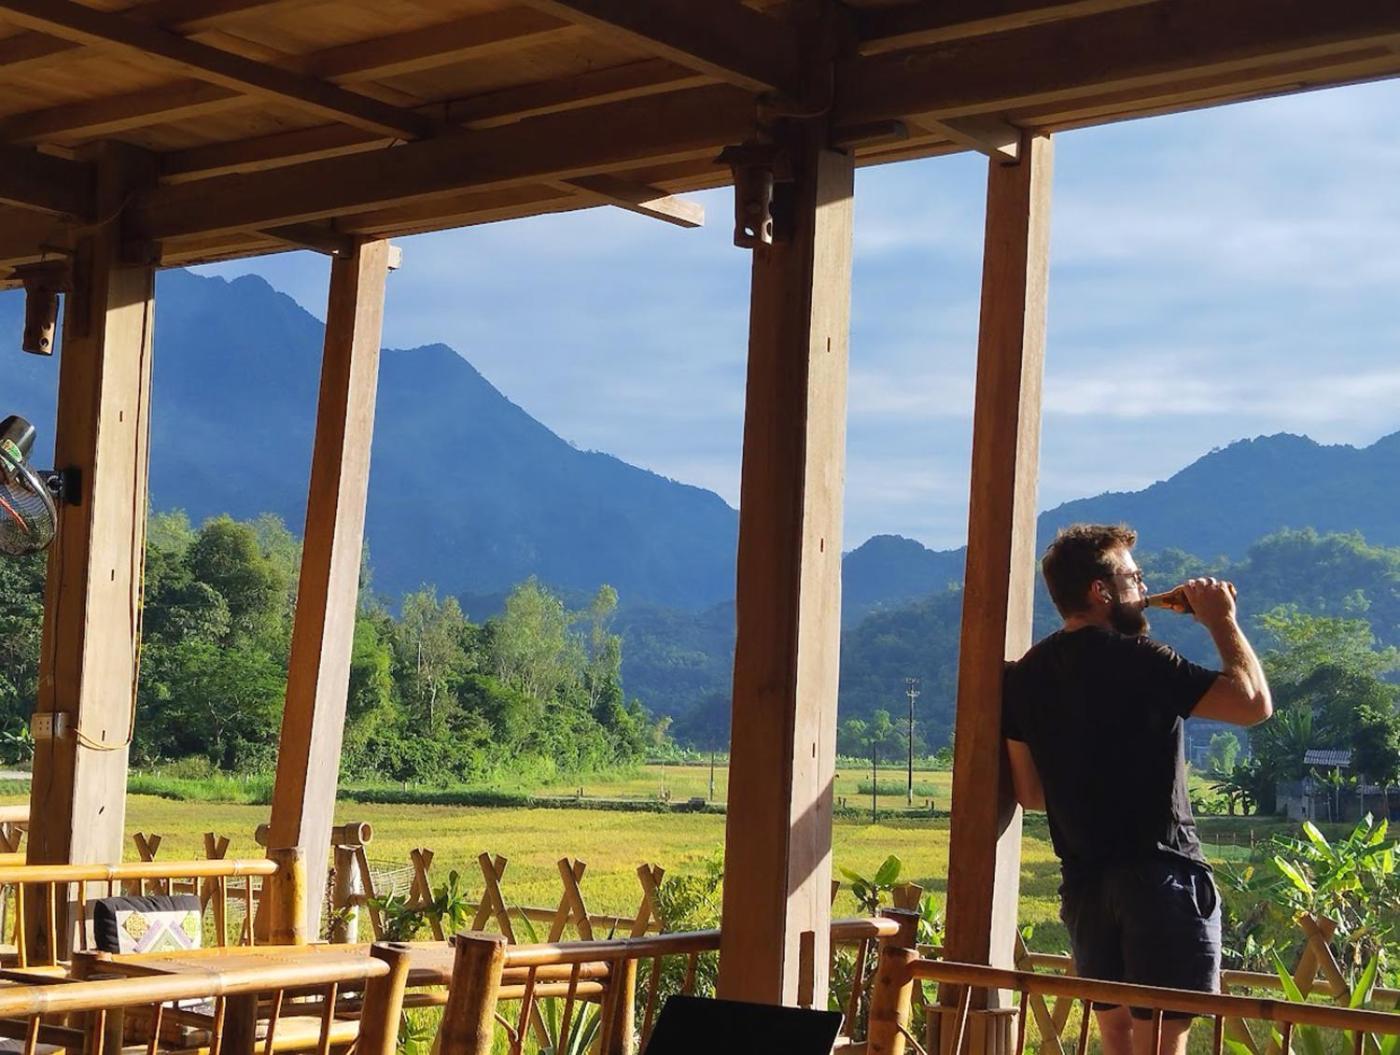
[131,84,754,241]
[0,0,434,139]
[841,0,1400,125]
[0,145,92,217]
[520,0,806,100]
[0,7,586,144]
[160,60,709,183]
[857,0,1156,54]
[563,175,704,228]
[0,0,313,75]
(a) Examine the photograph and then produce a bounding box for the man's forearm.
[1207,617,1271,718]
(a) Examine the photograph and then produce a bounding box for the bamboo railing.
[864,911,1400,1055]
[432,916,900,1055]
[0,857,279,966]
[0,942,410,1055]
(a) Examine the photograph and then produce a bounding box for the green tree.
[395,588,470,728]
[1206,731,1241,774]
[490,579,582,702]
[185,516,289,644]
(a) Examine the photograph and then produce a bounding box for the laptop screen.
[644,995,845,1054]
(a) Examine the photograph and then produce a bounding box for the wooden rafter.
[0,0,434,139]
[159,60,709,183]
[562,175,704,228]
[521,0,804,98]
[130,84,753,241]
[0,8,584,144]
[857,0,1156,54]
[840,0,1400,124]
[0,145,92,217]
[0,0,308,73]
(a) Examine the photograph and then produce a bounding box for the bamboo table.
[78,943,457,1055]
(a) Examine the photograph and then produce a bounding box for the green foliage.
[367,869,473,941]
[1220,816,1400,981]
[0,510,671,785]
[839,855,903,915]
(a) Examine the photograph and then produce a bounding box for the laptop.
[643,995,845,1055]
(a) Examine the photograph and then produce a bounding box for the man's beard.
[1109,596,1149,637]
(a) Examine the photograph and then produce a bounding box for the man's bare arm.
[1006,739,1045,810]
[1183,578,1272,726]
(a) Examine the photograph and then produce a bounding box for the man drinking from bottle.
[1002,524,1272,1055]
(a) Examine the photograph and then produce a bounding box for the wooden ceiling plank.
[0,0,309,75]
[0,81,245,142]
[293,8,587,83]
[132,84,754,241]
[0,0,434,139]
[858,0,1156,54]
[0,8,623,146]
[841,0,1400,124]
[159,60,708,182]
[0,143,92,216]
[520,0,803,98]
[564,173,703,228]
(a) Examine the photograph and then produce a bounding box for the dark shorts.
[1060,857,1221,1020]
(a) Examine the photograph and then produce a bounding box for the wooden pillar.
[941,135,1053,1050]
[716,119,854,1007]
[266,239,391,938]
[26,143,156,959]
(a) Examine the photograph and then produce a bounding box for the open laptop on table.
[644,994,845,1054]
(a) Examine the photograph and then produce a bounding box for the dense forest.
[2,515,1398,800]
[0,512,664,783]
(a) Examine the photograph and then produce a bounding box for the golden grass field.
[1,764,1270,957]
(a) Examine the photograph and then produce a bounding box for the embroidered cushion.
[91,894,202,954]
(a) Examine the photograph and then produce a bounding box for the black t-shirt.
[1002,626,1219,886]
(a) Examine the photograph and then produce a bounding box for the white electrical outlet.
[30,713,69,740]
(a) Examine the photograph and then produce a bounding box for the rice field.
[0,763,1279,959]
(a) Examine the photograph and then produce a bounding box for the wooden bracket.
[12,260,70,356]
[564,175,704,229]
[923,116,1023,163]
[262,222,358,258]
[716,140,794,248]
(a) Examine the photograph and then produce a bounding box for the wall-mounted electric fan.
[0,415,63,557]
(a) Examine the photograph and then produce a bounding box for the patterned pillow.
[91,894,202,954]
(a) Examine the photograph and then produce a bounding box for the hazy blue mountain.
[1045,432,1400,558]
[0,269,739,608]
[841,535,964,626]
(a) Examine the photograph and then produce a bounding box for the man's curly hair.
[1041,523,1138,617]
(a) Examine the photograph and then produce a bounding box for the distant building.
[1278,749,1395,821]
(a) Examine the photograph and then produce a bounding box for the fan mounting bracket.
[38,468,80,507]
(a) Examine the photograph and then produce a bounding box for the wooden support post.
[265,847,308,946]
[438,932,508,1055]
[940,134,1053,1053]
[265,239,391,938]
[716,118,854,1008]
[601,955,637,1055]
[25,142,156,962]
[359,943,414,1055]
[868,909,921,1055]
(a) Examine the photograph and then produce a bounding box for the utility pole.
[871,732,878,823]
[905,678,920,807]
[709,746,717,803]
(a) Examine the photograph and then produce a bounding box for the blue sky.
[195,79,1400,553]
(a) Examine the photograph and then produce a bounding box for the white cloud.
[194,78,1400,557]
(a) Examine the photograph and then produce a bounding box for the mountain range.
[4,269,1399,744]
